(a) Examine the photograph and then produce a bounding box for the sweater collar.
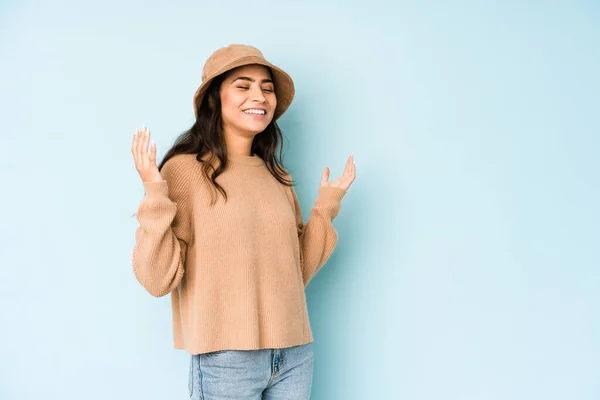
[227,153,265,167]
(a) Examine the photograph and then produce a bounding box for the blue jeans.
[188,342,314,399]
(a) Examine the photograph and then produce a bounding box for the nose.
[248,86,266,103]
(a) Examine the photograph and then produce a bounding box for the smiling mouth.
[242,108,267,115]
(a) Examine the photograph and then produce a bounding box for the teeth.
[244,109,265,115]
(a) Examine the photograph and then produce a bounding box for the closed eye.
[237,86,274,93]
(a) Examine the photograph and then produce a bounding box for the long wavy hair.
[158,66,294,206]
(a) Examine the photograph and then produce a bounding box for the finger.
[344,166,354,185]
[132,129,140,163]
[148,140,156,165]
[341,160,355,188]
[343,156,351,172]
[142,126,150,165]
[321,167,330,186]
[139,126,148,166]
[346,153,354,171]
[147,128,153,165]
[342,157,352,178]
[132,129,137,155]
[138,127,146,168]
[137,128,145,166]
[131,129,137,149]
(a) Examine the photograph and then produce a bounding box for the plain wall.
[1,0,598,399]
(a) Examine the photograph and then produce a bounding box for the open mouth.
[242,108,267,117]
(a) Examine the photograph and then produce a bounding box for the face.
[219,64,277,139]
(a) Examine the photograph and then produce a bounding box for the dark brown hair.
[158,66,294,206]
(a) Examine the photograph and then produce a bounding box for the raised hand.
[320,154,356,191]
[131,125,163,183]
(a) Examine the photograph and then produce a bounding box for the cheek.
[220,92,243,118]
[220,91,234,109]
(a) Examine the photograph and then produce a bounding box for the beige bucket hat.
[192,44,295,121]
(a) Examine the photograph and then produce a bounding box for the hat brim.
[193,55,294,121]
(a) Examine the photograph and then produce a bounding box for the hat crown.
[201,44,265,82]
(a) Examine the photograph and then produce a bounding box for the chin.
[240,122,270,134]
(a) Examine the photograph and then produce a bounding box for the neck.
[222,125,255,157]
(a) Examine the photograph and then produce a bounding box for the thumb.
[321,167,330,186]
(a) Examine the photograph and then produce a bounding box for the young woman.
[131,44,355,399]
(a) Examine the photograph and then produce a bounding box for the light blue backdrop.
[1,0,598,399]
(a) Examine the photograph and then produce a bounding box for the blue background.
[1,0,598,399]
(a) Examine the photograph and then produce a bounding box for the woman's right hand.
[132,125,163,183]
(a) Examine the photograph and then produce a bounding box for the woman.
[131,44,355,399]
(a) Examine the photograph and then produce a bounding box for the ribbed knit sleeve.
[132,156,193,297]
[288,184,347,286]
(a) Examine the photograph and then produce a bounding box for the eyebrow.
[232,76,274,84]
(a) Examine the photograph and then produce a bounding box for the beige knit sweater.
[132,152,346,355]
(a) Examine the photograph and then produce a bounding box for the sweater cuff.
[314,187,346,220]
[316,186,346,204]
[143,180,169,197]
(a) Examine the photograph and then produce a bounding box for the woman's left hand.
[320,153,356,191]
